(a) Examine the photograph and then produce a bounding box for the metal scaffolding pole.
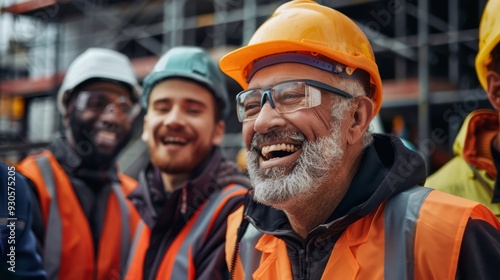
[163,0,184,51]
[214,0,227,47]
[448,0,459,84]
[394,0,407,79]
[418,0,430,173]
[242,0,256,45]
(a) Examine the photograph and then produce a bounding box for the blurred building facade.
[0,0,492,173]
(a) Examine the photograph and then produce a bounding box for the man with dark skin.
[16,48,142,280]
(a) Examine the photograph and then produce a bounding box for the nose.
[253,102,286,134]
[99,104,123,129]
[162,105,186,130]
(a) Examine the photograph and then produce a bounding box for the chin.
[151,158,188,174]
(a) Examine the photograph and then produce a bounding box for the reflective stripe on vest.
[384,186,431,280]
[231,186,490,279]
[167,184,247,279]
[34,155,62,280]
[146,184,247,279]
[238,221,263,280]
[111,181,132,274]
[125,220,146,276]
[32,153,133,279]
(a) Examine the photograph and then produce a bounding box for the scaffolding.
[0,0,491,172]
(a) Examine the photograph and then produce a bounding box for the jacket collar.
[453,109,499,179]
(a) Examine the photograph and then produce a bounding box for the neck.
[161,172,189,192]
[279,146,362,239]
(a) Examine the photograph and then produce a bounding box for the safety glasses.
[75,91,141,119]
[235,79,353,122]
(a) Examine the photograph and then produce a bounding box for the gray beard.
[246,125,344,206]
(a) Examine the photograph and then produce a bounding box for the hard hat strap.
[246,52,372,97]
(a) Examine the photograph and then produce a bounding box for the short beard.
[69,111,132,170]
[246,122,344,206]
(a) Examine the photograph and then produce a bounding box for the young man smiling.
[16,48,142,279]
[125,46,250,280]
[220,1,500,279]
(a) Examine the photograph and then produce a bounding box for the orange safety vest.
[16,150,141,280]
[227,187,500,280]
[125,184,248,280]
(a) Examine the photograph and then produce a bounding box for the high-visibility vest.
[125,184,248,280]
[227,187,500,280]
[17,150,141,280]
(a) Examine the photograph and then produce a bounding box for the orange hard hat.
[476,0,500,91]
[219,0,383,115]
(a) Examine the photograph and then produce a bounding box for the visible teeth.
[261,143,300,159]
[96,131,116,144]
[163,137,186,144]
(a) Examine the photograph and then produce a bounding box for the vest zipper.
[298,247,306,280]
[230,209,250,280]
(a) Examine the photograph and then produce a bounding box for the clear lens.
[236,80,320,122]
[235,79,352,122]
[75,91,139,118]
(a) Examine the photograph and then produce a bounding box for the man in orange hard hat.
[221,1,500,279]
[427,0,500,220]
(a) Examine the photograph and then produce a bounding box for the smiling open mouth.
[161,136,187,145]
[261,143,301,160]
[95,130,117,145]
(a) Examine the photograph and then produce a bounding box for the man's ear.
[212,120,225,146]
[346,96,374,146]
[486,71,500,111]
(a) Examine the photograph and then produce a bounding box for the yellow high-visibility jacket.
[426,109,500,219]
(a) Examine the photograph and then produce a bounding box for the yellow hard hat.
[476,0,500,91]
[220,0,383,115]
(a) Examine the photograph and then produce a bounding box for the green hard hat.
[142,46,230,119]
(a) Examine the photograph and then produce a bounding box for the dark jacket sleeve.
[0,164,47,280]
[456,218,500,280]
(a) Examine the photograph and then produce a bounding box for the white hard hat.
[57,48,142,115]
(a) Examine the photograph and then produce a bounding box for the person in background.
[426,0,500,220]
[125,46,250,280]
[1,162,46,280]
[16,48,142,279]
[236,147,248,174]
[219,1,500,279]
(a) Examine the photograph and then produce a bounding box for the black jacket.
[1,163,47,280]
[128,147,251,280]
[240,134,500,280]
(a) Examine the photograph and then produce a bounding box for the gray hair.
[327,74,374,148]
